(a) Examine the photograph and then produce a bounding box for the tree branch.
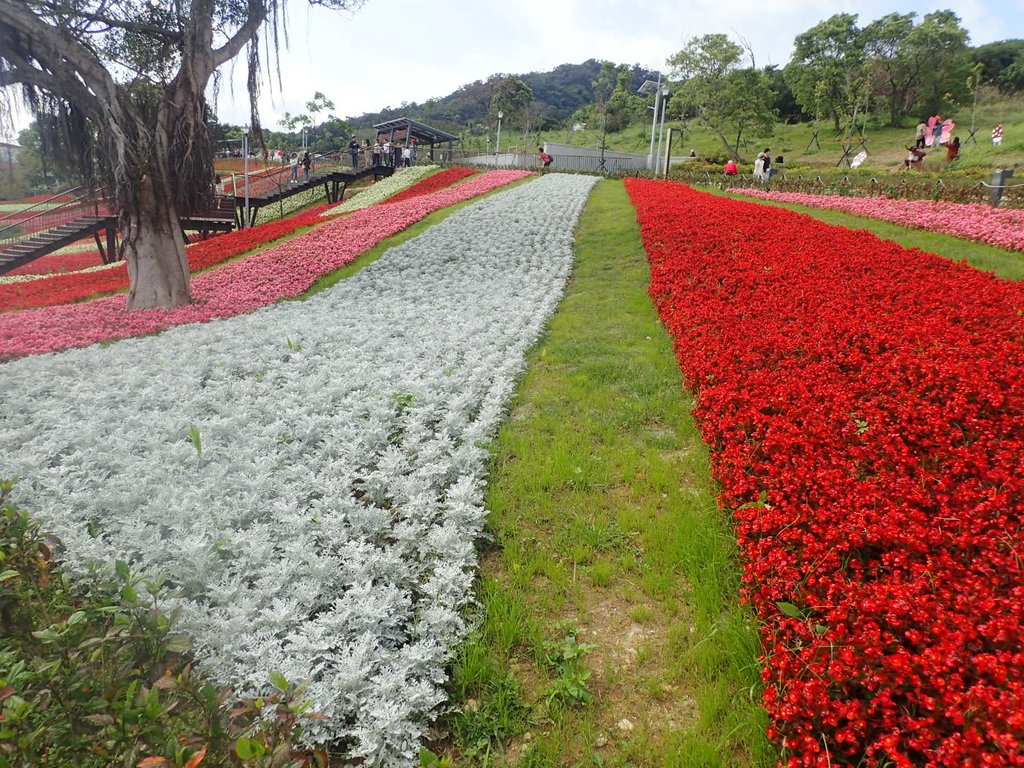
[0,2,121,108]
[211,0,267,69]
[0,48,105,123]
[32,0,184,42]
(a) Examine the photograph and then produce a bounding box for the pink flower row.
[0,170,532,359]
[728,188,1024,252]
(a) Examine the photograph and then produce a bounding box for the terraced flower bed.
[628,178,1024,767]
[0,173,598,764]
[382,167,477,204]
[0,203,338,312]
[0,170,530,357]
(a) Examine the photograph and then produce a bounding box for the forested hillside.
[347,59,659,133]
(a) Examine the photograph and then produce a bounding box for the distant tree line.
[664,12,1022,161]
[341,13,1020,163]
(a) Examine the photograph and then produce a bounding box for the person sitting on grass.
[903,145,926,170]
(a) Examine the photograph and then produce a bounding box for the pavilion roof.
[373,117,460,145]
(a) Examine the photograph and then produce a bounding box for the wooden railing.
[0,187,112,249]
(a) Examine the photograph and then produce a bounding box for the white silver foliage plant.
[0,172,599,765]
[320,165,439,215]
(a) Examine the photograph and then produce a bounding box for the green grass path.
[438,180,775,767]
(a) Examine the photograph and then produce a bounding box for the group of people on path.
[906,118,1006,170]
[721,149,783,180]
[907,116,965,169]
[346,136,418,170]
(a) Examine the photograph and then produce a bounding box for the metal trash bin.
[990,168,1014,207]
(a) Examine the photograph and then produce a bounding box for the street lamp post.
[655,85,669,176]
[495,111,503,166]
[638,77,664,172]
[242,132,251,228]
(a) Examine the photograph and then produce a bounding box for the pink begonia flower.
[728,189,1024,253]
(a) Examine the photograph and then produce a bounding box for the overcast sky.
[207,0,1015,130]
[2,0,1020,142]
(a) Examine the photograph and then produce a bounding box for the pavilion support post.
[106,224,117,263]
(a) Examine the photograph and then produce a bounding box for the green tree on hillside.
[863,11,971,126]
[783,13,865,132]
[591,62,644,134]
[490,76,533,137]
[667,34,776,161]
[971,40,1024,91]
[1001,53,1024,92]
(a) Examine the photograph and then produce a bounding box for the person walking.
[931,118,944,148]
[409,137,417,165]
[348,136,360,169]
[371,139,381,167]
[756,148,772,180]
[289,152,299,182]
[301,150,312,181]
[914,120,927,149]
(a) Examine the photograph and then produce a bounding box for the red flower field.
[383,166,478,204]
[626,178,1024,767]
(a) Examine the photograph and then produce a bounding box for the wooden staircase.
[0,214,118,275]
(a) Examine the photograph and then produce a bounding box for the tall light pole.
[495,111,503,165]
[655,85,670,176]
[242,132,251,228]
[638,77,663,172]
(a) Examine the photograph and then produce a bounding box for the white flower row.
[0,260,122,284]
[0,172,599,766]
[319,166,438,216]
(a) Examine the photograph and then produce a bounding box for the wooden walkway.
[0,214,119,275]
[234,164,394,226]
[0,164,388,275]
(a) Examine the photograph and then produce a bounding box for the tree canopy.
[784,13,865,130]
[667,34,776,160]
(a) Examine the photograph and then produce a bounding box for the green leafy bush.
[0,479,325,768]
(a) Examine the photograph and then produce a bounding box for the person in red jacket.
[723,159,738,176]
[943,136,961,162]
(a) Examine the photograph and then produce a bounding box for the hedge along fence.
[668,167,1024,208]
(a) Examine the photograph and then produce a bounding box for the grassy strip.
[436,180,774,767]
[717,188,1024,281]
